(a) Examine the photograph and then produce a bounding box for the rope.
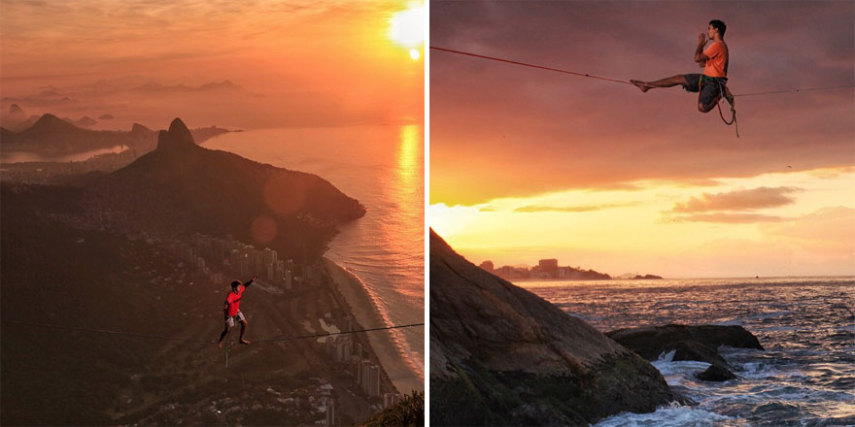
[430,46,634,86]
[734,85,855,97]
[2,320,425,344]
[697,76,739,138]
[253,323,425,343]
[431,45,855,98]
[3,320,211,343]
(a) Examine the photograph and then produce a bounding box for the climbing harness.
[698,75,739,138]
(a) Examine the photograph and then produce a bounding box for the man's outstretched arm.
[243,275,258,288]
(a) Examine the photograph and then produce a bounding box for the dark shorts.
[683,74,728,106]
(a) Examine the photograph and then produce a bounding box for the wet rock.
[695,364,736,382]
[607,324,763,382]
[430,230,678,426]
[606,324,763,365]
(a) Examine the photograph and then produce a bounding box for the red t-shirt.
[703,41,728,78]
[225,285,245,317]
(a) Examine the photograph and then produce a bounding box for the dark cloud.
[430,1,855,205]
[672,187,801,213]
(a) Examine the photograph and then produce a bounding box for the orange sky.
[430,1,855,278]
[1,0,424,130]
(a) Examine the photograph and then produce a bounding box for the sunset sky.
[1,0,424,130]
[430,1,855,278]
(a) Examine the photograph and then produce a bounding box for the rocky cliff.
[430,230,678,426]
[86,118,365,261]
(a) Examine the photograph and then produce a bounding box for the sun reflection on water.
[396,124,421,191]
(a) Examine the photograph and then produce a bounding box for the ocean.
[205,126,425,391]
[520,277,855,427]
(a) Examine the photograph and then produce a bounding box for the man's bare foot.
[630,80,651,93]
[239,339,250,345]
[218,340,225,349]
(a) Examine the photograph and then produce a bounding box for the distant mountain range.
[1,111,234,157]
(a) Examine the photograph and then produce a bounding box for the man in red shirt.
[631,20,732,113]
[218,275,256,348]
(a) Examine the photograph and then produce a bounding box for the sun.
[389,2,425,60]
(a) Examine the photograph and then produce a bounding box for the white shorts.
[225,311,246,328]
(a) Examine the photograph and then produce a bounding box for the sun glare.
[390,2,425,59]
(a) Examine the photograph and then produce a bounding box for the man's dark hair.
[709,19,726,37]
[231,280,241,289]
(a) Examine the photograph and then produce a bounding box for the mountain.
[8,103,25,119]
[0,104,38,132]
[1,113,234,157]
[73,115,98,128]
[430,230,677,426]
[1,127,16,143]
[85,118,365,261]
[2,113,149,155]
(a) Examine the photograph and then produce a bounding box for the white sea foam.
[594,403,741,427]
[657,349,676,362]
[652,360,712,387]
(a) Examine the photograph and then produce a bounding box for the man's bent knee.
[698,102,715,113]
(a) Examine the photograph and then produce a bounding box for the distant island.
[478,258,662,281]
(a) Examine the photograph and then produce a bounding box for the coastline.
[323,257,422,394]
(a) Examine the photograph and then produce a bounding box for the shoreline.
[323,257,423,394]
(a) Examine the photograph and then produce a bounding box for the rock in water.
[607,324,763,383]
[430,230,678,426]
[606,324,763,364]
[696,364,736,382]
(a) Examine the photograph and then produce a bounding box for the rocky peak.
[130,123,154,134]
[28,113,79,134]
[156,118,197,151]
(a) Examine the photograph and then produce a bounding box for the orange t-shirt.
[703,41,728,78]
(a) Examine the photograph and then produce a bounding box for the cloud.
[761,206,855,252]
[671,187,801,213]
[668,213,784,223]
[513,202,637,213]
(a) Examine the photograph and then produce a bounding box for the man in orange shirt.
[631,20,732,113]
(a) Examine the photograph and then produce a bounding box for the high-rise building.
[284,269,293,290]
[324,397,335,426]
[538,259,559,277]
[368,364,380,397]
[263,247,277,265]
[383,392,400,409]
[360,360,373,392]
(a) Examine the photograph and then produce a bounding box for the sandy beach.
[324,258,423,394]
